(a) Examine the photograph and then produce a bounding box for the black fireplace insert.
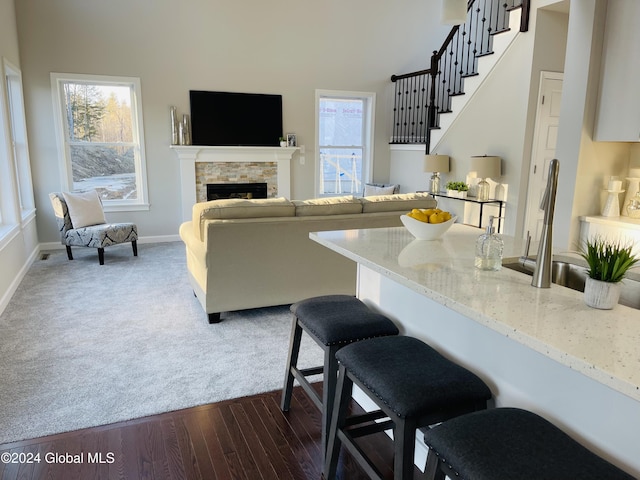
[207,182,268,201]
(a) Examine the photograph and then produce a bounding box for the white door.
[524,72,563,241]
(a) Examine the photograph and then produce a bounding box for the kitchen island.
[311,224,640,477]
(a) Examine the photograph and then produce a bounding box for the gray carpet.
[0,242,323,445]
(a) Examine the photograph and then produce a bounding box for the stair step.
[461,72,479,79]
[475,51,495,58]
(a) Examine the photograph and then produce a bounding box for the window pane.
[319,98,364,147]
[319,148,363,195]
[70,144,137,200]
[63,83,133,143]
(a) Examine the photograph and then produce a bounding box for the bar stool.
[324,335,492,480]
[280,295,399,459]
[422,407,635,480]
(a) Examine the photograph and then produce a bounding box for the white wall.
[14,0,451,243]
[0,0,40,315]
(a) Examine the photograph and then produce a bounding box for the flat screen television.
[189,90,283,147]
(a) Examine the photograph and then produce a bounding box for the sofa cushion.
[196,197,295,220]
[193,197,295,239]
[360,192,437,213]
[293,196,363,216]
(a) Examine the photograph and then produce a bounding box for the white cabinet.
[579,215,640,258]
[593,0,640,142]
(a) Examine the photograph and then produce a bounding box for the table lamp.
[424,155,450,194]
[441,0,467,25]
[470,155,501,201]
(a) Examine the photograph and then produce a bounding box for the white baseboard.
[0,244,40,317]
[39,234,181,252]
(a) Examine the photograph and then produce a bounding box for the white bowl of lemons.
[400,208,457,240]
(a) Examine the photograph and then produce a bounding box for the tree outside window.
[51,74,148,209]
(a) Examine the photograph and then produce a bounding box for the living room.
[4,0,640,306]
[2,0,640,476]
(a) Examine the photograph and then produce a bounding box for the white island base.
[357,264,639,476]
[312,225,640,477]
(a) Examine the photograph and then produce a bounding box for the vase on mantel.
[181,114,191,145]
[583,277,621,310]
[170,106,179,145]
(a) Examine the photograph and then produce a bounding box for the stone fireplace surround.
[172,146,298,220]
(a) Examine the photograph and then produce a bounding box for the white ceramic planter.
[447,190,468,198]
[583,277,621,309]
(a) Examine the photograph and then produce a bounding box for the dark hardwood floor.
[0,386,416,480]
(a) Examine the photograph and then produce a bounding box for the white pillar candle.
[608,179,622,191]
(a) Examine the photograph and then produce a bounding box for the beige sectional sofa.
[179,193,437,323]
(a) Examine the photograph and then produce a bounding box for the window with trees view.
[51,73,148,210]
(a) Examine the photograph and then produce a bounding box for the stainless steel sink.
[503,260,640,310]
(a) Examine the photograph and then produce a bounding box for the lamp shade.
[424,154,450,173]
[441,0,467,25]
[470,155,501,179]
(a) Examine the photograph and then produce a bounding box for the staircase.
[390,0,530,153]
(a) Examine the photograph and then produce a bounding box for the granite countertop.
[311,224,640,402]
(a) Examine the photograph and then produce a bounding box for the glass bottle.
[627,191,640,219]
[429,173,441,194]
[475,216,504,271]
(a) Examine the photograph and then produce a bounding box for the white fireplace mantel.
[171,145,297,221]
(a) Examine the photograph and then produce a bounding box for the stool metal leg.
[281,318,303,412]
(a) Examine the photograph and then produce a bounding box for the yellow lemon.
[441,211,452,221]
[422,208,436,217]
[413,211,429,222]
[428,213,442,224]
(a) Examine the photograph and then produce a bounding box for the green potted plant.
[445,181,469,198]
[580,236,638,309]
[279,136,288,147]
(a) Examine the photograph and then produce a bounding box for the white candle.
[608,179,622,191]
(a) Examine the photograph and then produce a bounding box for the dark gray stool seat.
[324,335,492,480]
[423,407,635,480]
[281,295,398,460]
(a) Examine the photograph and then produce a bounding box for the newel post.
[426,50,439,154]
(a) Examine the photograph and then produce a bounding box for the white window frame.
[0,58,20,249]
[50,73,149,212]
[315,90,375,198]
[4,59,36,223]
